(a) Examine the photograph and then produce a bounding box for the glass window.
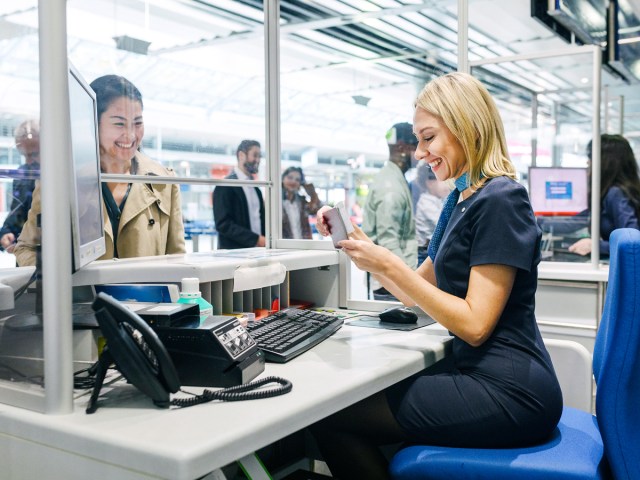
[66,0,267,255]
[0,0,43,404]
[472,50,598,265]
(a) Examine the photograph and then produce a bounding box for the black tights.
[309,391,409,480]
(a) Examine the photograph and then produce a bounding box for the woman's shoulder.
[471,176,530,213]
[604,185,627,201]
[479,175,526,198]
[135,151,175,176]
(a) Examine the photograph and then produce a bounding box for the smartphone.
[324,201,354,248]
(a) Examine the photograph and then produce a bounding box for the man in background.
[0,119,40,253]
[363,122,418,300]
[213,139,266,249]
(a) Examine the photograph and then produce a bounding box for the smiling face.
[283,169,302,193]
[98,96,144,165]
[413,106,467,182]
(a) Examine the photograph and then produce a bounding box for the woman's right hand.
[349,223,374,244]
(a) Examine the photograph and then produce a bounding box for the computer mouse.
[378,306,418,324]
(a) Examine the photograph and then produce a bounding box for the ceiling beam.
[150,1,438,55]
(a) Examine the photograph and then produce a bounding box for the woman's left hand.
[568,238,592,256]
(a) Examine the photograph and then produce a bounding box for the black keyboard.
[245,308,343,363]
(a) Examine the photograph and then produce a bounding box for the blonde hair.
[415,72,515,189]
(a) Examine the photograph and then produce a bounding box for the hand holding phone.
[324,201,354,248]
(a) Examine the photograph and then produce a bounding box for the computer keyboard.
[245,308,343,363]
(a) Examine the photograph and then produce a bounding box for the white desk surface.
[71,248,339,286]
[0,320,451,480]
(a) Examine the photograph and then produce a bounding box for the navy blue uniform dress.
[388,176,563,448]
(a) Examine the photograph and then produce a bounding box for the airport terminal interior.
[0,0,638,479]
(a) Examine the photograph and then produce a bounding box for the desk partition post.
[264,0,281,249]
[590,45,601,268]
[39,0,74,414]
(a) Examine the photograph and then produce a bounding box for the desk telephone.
[86,293,292,413]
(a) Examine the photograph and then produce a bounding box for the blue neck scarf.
[427,172,470,262]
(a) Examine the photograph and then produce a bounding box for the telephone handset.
[87,292,180,413]
[87,292,292,414]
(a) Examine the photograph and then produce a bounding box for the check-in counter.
[536,262,608,353]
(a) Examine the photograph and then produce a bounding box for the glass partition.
[471,47,601,265]
[0,0,45,408]
[65,0,268,254]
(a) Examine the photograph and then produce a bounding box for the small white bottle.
[177,277,213,322]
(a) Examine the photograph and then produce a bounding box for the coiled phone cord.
[171,376,292,408]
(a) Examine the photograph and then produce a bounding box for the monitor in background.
[528,167,589,216]
[68,63,106,272]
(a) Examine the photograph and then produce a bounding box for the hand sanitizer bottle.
[177,277,213,323]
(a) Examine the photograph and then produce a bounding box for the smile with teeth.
[116,141,135,149]
[429,158,442,168]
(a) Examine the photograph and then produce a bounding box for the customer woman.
[311,72,562,479]
[567,134,640,256]
[281,166,322,239]
[14,74,185,266]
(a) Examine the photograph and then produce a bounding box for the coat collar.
[104,151,174,237]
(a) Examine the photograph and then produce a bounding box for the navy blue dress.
[388,176,563,448]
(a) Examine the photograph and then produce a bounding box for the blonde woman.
[311,72,562,479]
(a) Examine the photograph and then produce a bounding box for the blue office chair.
[389,228,640,480]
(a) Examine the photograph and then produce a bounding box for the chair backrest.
[592,228,640,479]
[543,338,592,412]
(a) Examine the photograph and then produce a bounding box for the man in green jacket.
[363,122,418,300]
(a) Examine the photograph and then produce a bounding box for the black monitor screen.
[68,64,106,271]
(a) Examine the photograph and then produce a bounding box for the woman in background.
[281,166,322,239]
[14,75,185,266]
[568,134,640,256]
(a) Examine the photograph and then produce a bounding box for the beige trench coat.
[14,151,185,267]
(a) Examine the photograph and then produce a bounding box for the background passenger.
[567,134,640,256]
[13,75,185,266]
[281,166,322,239]
[0,120,40,254]
[311,72,562,479]
[413,160,449,266]
[363,122,418,300]
[213,140,265,249]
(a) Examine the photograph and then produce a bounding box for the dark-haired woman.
[14,75,185,266]
[568,134,640,256]
[281,166,322,239]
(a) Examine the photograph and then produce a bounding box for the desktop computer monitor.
[68,63,106,271]
[528,167,589,216]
